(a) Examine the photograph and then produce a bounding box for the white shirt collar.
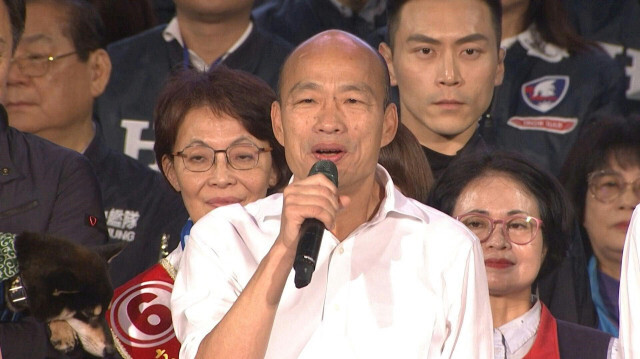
[494,299,541,357]
[162,17,253,71]
[328,0,387,24]
[501,24,570,63]
[267,164,427,225]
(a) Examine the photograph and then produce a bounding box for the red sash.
[524,303,561,359]
[106,259,180,359]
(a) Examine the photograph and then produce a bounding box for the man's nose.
[7,60,30,86]
[313,99,346,134]
[436,51,462,86]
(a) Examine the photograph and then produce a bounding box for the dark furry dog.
[2,232,123,358]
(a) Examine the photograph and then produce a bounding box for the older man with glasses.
[5,0,188,288]
[0,0,110,357]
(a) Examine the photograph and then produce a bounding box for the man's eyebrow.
[455,33,490,45]
[406,33,490,46]
[338,83,375,96]
[288,81,321,94]
[21,34,54,45]
[406,34,440,45]
[287,81,375,100]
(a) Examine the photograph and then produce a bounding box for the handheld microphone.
[293,160,338,289]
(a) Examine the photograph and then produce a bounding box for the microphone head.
[308,160,338,187]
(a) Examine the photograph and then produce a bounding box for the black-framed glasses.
[456,213,543,245]
[172,143,272,172]
[588,170,640,204]
[11,51,78,77]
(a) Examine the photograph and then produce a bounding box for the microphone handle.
[293,218,325,288]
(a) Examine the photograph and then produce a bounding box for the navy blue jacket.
[0,106,106,245]
[0,105,107,359]
[484,30,626,175]
[557,319,612,358]
[565,0,640,115]
[253,0,386,45]
[85,127,187,287]
[94,22,292,167]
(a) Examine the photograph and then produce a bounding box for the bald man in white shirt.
[171,29,493,359]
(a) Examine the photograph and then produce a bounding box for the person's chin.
[7,119,43,134]
[425,114,474,130]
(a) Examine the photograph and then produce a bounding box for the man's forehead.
[281,34,383,92]
[288,80,376,96]
[397,0,497,43]
[0,3,9,47]
[23,3,69,42]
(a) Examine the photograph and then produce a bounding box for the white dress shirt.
[162,17,252,71]
[620,206,640,359]
[494,300,541,359]
[171,166,493,359]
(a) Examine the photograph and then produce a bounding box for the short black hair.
[27,0,105,61]
[427,151,572,279]
[560,116,640,255]
[3,0,25,51]
[387,0,502,49]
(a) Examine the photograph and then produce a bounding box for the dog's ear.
[92,242,128,264]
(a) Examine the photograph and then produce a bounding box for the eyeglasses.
[11,51,78,77]
[588,170,640,203]
[172,143,272,172]
[456,213,543,245]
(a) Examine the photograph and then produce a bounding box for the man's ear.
[378,42,397,86]
[494,47,506,86]
[162,155,181,192]
[271,100,285,146]
[380,103,398,147]
[88,49,111,98]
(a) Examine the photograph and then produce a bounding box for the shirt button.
[1,168,9,175]
[338,247,344,254]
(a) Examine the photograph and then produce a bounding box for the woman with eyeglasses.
[428,151,618,358]
[560,116,640,338]
[106,66,291,358]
